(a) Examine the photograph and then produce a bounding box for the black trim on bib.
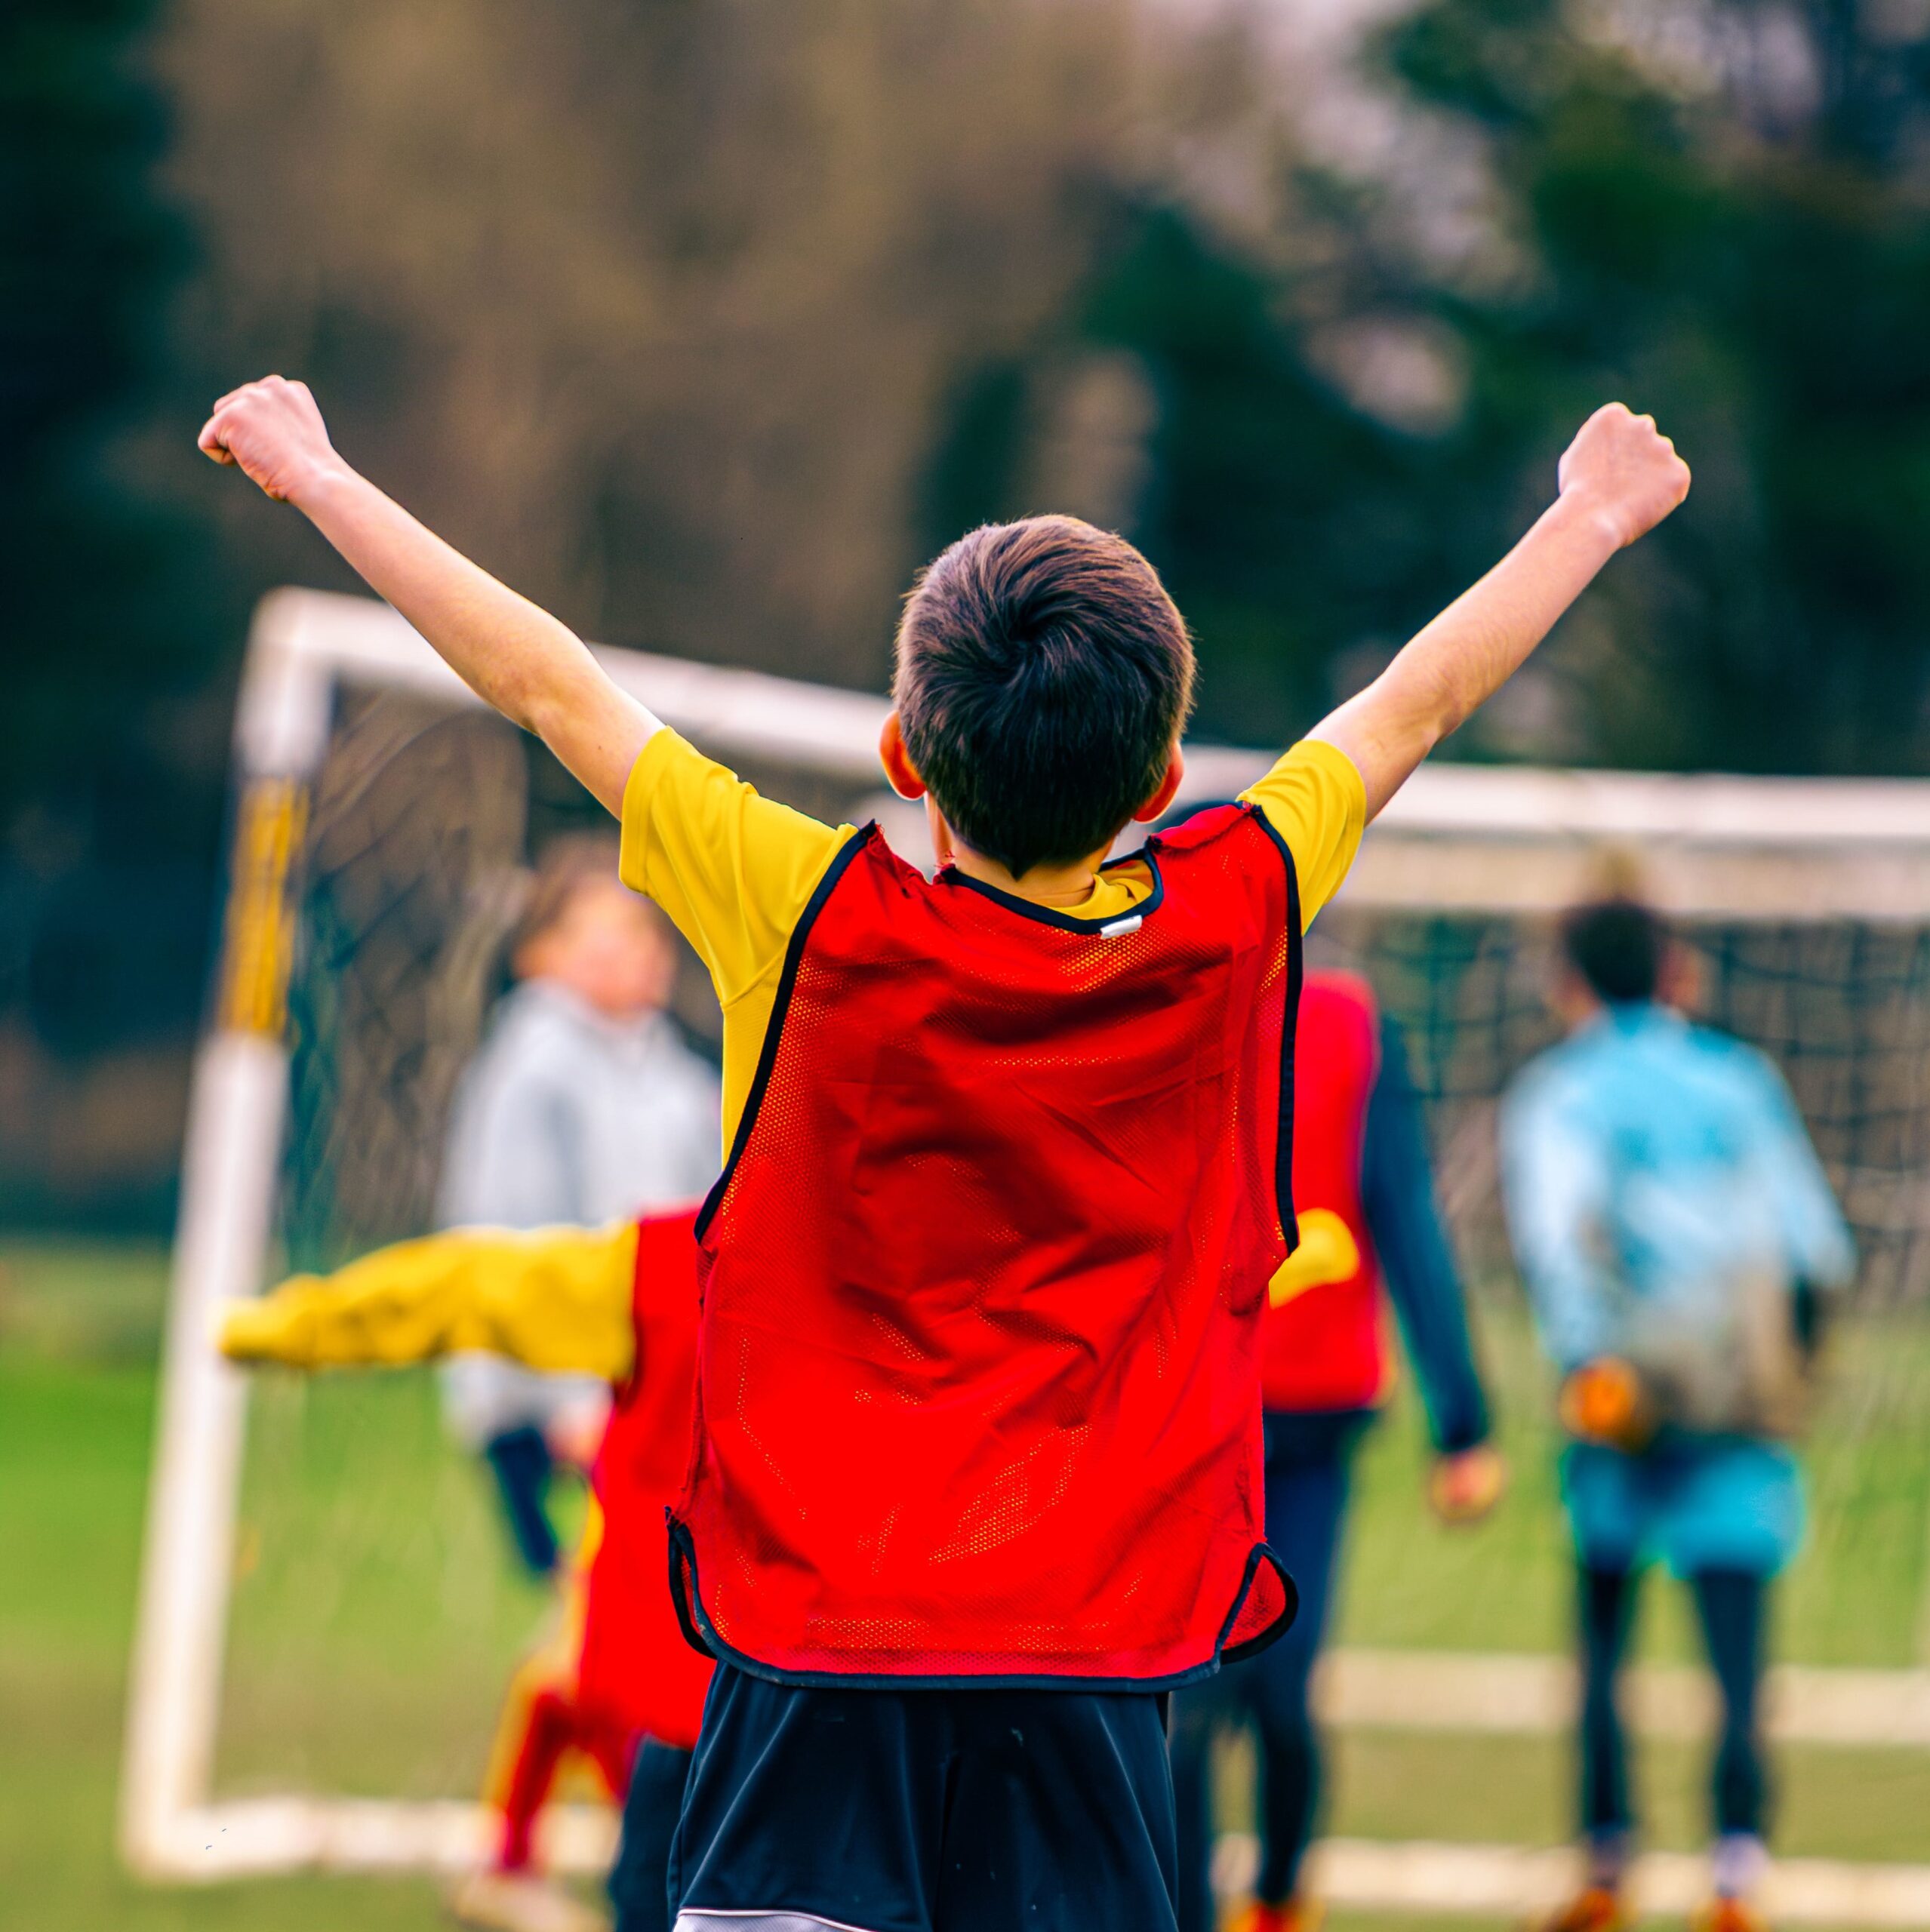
[667,1512,715,1660]
[1217,1542,1300,1665]
[693,823,877,1242]
[937,847,1166,934]
[1251,808,1304,1255]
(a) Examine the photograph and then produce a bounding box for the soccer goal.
[123,589,1930,1918]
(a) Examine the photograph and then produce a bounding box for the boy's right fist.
[198,375,340,506]
[1557,402,1691,550]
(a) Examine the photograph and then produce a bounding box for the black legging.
[1170,1437,1354,1930]
[482,1423,564,1577]
[1580,1564,1768,1844]
[608,1739,694,1932]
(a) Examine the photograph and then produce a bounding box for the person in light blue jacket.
[1501,892,1853,1932]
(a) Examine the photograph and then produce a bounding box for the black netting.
[276,701,885,1272]
[1313,911,1930,1306]
[282,695,529,1271]
[275,700,1930,1300]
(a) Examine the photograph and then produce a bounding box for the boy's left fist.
[198,374,340,506]
[1557,401,1691,550]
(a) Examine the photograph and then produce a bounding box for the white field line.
[1298,1840,1930,1926]
[1319,1648,1930,1748]
[146,1803,1930,1924]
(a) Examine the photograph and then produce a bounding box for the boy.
[1171,969,1503,1932]
[223,1211,711,1932]
[202,374,1688,1930]
[1501,892,1853,1932]
[440,832,719,1580]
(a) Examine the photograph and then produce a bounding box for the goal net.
[123,589,1930,1914]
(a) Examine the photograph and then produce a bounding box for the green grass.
[0,1348,454,1929]
[5,1237,1929,1932]
[1341,1294,1930,1667]
[222,1370,560,1797]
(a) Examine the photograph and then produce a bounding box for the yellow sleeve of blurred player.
[619,728,857,1146]
[1266,1208,1362,1307]
[219,1222,639,1381]
[1240,740,1368,930]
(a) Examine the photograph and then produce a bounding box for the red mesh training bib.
[669,803,1303,1687]
[1261,971,1387,1414]
[577,1211,713,1749]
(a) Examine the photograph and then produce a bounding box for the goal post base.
[1298,1840,1930,1928]
[125,1802,1930,1926]
[124,1796,617,1884]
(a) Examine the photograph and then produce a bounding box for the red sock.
[496,1687,575,1872]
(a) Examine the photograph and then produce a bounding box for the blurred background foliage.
[5,0,1930,1223]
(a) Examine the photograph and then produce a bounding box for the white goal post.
[122,589,1930,1909]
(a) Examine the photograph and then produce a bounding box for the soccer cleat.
[1226,1899,1324,1932]
[445,1869,609,1932]
[1694,1899,1768,1932]
[1534,1885,1628,1932]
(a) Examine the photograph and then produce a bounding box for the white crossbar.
[246,588,1930,918]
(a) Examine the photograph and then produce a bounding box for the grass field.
[4,1235,1928,1931]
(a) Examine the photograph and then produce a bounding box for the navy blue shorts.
[668,1663,1180,1932]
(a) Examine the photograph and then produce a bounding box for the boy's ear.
[1553,964,1601,1032]
[1131,744,1187,824]
[879,711,927,801]
[1660,938,1703,1016]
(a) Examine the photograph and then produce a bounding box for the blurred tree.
[932,0,1930,772]
[17,0,1930,1224]
[159,0,1153,691]
[1374,0,1930,773]
[0,0,222,1053]
[921,203,1450,748]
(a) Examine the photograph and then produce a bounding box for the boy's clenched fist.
[198,374,339,506]
[1557,401,1692,550]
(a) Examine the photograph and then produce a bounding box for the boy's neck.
[947,841,1119,909]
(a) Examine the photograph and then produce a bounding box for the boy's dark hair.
[893,516,1195,878]
[1560,896,1667,1004]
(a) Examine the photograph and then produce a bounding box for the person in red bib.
[1168,968,1504,1932]
[202,370,1691,1932]
[221,1211,710,1932]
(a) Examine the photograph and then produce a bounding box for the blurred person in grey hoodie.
[439,832,721,1577]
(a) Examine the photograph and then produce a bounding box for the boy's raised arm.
[199,377,655,815]
[1309,404,1691,821]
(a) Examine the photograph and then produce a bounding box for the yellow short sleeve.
[1239,740,1367,930]
[619,729,857,1141]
